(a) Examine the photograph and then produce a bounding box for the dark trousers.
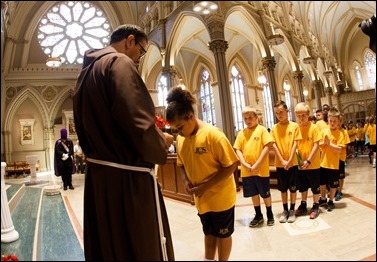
[60,165,73,187]
[75,155,85,173]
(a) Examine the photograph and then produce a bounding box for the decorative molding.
[41,86,58,101]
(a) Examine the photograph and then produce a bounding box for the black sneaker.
[327,201,335,211]
[249,215,264,227]
[267,217,275,226]
[319,198,327,207]
[295,203,308,216]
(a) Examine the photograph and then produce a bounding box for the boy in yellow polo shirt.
[294,103,322,219]
[271,100,302,223]
[319,107,347,211]
[234,106,275,227]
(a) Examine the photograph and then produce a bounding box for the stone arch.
[4,87,49,133]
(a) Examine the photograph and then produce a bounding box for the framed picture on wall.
[68,117,76,136]
[19,119,35,145]
[63,110,77,139]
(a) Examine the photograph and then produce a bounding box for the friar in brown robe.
[73,24,175,261]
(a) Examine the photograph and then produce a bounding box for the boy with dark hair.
[271,100,302,223]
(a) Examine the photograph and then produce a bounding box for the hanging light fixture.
[303,46,315,64]
[193,1,218,15]
[344,81,351,92]
[46,57,62,68]
[267,23,284,46]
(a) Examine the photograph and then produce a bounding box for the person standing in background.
[234,106,275,227]
[366,116,376,168]
[74,140,85,174]
[166,86,239,261]
[73,24,175,261]
[318,107,346,211]
[335,114,350,201]
[294,103,322,219]
[271,100,302,223]
[54,128,75,190]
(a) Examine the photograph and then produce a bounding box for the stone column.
[323,71,333,107]
[206,14,235,143]
[1,162,19,243]
[261,57,279,107]
[208,39,235,143]
[334,92,342,112]
[162,66,180,89]
[311,79,322,110]
[44,127,54,172]
[293,71,305,102]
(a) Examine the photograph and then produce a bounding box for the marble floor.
[4,154,376,261]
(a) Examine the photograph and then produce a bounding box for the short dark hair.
[110,24,147,44]
[274,100,287,109]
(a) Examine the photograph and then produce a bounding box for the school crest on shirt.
[195,147,207,154]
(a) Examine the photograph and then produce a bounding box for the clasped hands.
[61,153,69,161]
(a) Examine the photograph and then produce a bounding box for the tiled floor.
[4,154,376,261]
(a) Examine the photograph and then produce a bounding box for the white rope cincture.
[86,158,168,261]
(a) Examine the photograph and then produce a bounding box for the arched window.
[158,74,168,107]
[283,80,293,121]
[354,64,364,90]
[199,70,216,126]
[38,1,111,65]
[230,66,246,132]
[262,83,274,129]
[364,51,376,89]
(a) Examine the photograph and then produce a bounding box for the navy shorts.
[296,168,320,194]
[276,166,298,193]
[242,176,271,198]
[198,206,235,238]
[339,160,345,179]
[320,167,339,188]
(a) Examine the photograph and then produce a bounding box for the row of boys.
[165,87,375,261]
[234,101,349,227]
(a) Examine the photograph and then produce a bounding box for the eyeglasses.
[136,42,147,58]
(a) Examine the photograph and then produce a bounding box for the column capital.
[261,57,276,70]
[208,39,228,53]
[204,13,225,41]
[293,71,304,80]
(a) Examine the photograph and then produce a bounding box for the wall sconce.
[46,57,62,68]
[283,79,291,91]
[303,89,309,97]
[193,1,218,15]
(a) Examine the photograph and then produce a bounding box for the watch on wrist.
[306,159,311,164]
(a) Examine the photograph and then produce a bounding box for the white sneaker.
[287,210,296,223]
[279,210,289,223]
